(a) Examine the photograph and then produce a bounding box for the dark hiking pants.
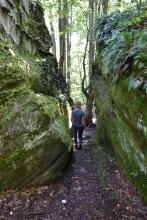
[73,126,84,147]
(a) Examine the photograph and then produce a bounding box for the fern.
[95,4,147,93]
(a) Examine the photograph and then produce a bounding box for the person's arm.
[71,112,73,122]
[82,113,86,127]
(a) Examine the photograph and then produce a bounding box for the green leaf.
[122,64,129,72]
[128,77,135,91]
[133,80,141,89]
[134,59,139,66]
[138,62,145,69]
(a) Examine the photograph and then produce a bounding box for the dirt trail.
[0,128,146,220]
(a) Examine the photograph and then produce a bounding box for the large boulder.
[0,0,72,190]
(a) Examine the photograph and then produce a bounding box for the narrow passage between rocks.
[0,128,146,220]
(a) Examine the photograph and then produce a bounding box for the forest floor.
[0,128,146,220]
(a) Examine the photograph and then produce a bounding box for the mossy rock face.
[0,93,72,190]
[93,76,147,204]
[0,0,72,191]
[0,42,72,191]
[0,0,52,54]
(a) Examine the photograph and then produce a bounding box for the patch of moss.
[91,144,108,189]
[106,114,147,201]
[0,147,28,190]
[49,117,72,151]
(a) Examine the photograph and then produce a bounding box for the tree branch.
[82,26,89,98]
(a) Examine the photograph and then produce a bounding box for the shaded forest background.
[37,0,147,124]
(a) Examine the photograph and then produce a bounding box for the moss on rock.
[0,40,72,191]
[93,76,147,204]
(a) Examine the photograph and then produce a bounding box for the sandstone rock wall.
[0,0,52,54]
[93,74,147,203]
[0,0,72,190]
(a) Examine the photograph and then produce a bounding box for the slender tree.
[49,9,56,57]
[66,2,73,90]
[58,0,66,76]
[101,0,109,15]
[85,0,95,126]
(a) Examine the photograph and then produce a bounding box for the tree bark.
[85,0,95,126]
[66,2,72,90]
[89,0,95,80]
[49,9,56,57]
[58,0,66,76]
[86,87,94,126]
[102,0,109,15]
[82,29,89,98]
[97,0,101,15]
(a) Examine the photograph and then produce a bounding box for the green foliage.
[95,6,147,93]
[118,11,147,27]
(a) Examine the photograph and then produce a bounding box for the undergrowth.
[95,5,147,93]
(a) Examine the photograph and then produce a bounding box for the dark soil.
[0,128,146,220]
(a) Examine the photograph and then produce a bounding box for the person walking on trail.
[71,101,85,150]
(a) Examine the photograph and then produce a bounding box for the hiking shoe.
[75,145,78,149]
[79,145,82,149]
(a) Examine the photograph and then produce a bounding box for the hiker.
[71,101,85,149]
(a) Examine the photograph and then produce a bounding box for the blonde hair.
[75,101,81,109]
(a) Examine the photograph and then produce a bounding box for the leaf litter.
[0,128,146,220]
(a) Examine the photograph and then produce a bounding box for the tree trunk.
[82,28,89,98]
[97,0,101,15]
[102,0,109,15]
[49,9,56,57]
[85,0,95,126]
[86,87,94,126]
[58,0,66,76]
[66,3,72,91]
[89,0,95,80]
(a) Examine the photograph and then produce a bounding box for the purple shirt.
[72,108,84,127]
